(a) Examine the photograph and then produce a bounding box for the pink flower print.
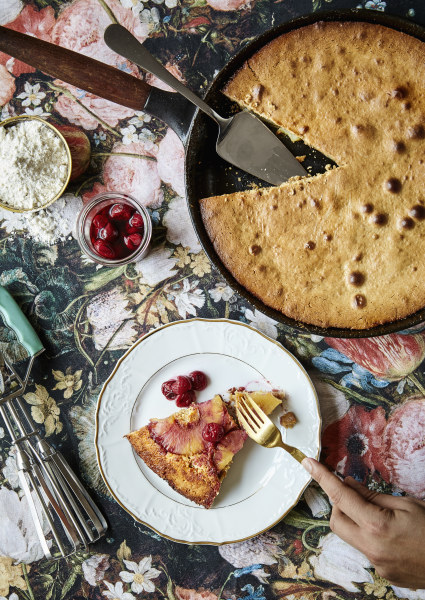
[0,65,16,105]
[102,141,163,208]
[175,588,218,600]
[325,333,425,381]
[156,128,185,197]
[205,0,250,11]
[378,396,425,499]
[11,4,55,39]
[0,5,56,76]
[146,62,186,93]
[53,81,136,129]
[322,404,387,481]
[82,182,108,205]
[51,0,148,76]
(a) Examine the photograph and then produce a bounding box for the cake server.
[0,25,305,186]
[103,24,307,186]
[0,286,107,558]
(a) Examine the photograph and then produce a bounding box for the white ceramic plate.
[95,319,321,544]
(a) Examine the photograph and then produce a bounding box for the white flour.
[0,120,69,210]
[0,193,83,245]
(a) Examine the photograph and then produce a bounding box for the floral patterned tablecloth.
[0,0,425,599]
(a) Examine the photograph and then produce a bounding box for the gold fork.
[236,393,307,464]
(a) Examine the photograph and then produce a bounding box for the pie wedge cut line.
[200,21,425,329]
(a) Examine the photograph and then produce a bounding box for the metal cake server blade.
[104,24,307,186]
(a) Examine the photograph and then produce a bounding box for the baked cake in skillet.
[200,21,425,329]
[126,391,284,508]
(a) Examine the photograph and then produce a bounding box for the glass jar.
[76,192,152,267]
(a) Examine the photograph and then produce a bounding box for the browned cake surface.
[126,427,221,508]
[126,396,245,509]
[200,21,425,329]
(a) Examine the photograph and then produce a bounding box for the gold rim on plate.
[94,317,322,545]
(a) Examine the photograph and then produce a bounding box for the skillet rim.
[185,9,425,338]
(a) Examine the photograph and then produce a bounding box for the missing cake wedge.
[126,390,286,508]
[200,21,425,329]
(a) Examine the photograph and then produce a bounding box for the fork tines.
[236,392,308,464]
[236,393,271,435]
[236,393,269,432]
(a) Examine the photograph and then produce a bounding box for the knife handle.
[0,26,151,112]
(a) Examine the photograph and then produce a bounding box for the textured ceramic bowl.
[0,115,72,213]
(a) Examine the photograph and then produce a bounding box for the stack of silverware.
[0,285,107,559]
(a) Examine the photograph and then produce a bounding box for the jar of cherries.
[76,192,152,266]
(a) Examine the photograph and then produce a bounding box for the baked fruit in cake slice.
[126,390,283,508]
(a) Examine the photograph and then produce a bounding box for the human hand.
[302,457,425,588]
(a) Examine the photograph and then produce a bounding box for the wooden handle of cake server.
[0,26,151,111]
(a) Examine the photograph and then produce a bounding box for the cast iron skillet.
[1,9,424,337]
[183,9,425,338]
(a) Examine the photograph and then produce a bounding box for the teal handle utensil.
[0,286,44,357]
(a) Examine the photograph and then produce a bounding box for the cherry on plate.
[202,423,224,443]
[129,212,144,229]
[109,203,132,221]
[188,370,208,391]
[161,379,177,400]
[94,240,115,259]
[175,390,196,407]
[92,213,109,229]
[124,233,143,251]
[171,375,192,395]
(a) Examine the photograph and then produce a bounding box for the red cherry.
[202,423,224,443]
[161,379,177,400]
[129,212,144,229]
[124,233,143,251]
[92,213,109,229]
[125,225,141,235]
[171,375,192,395]
[109,203,132,221]
[188,371,208,391]
[98,222,118,242]
[94,240,116,259]
[175,390,196,407]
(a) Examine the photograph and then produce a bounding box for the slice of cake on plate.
[126,390,285,508]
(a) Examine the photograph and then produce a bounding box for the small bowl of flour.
[0,115,72,212]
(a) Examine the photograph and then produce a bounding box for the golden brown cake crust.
[200,21,425,329]
[126,427,220,509]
